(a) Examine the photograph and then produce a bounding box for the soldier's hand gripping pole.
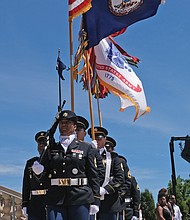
[39,100,66,163]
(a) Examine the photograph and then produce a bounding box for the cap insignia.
[63,112,68,117]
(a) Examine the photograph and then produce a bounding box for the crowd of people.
[156,188,182,220]
[21,110,141,220]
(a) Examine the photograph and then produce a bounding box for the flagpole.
[96,97,103,127]
[57,49,62,111]
[85,50,95,140]
[95,80,103,127]
[69,21,75,111]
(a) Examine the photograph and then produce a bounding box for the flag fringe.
[98,78,140,121]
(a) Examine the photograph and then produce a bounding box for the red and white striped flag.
[69,0,91,21]
[94,37,150,121]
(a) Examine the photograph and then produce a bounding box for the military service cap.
[88,126,108,139]
[105,136,116,148]
[59,110,77,124]
[77,116,89,130]
[35,131,47,142]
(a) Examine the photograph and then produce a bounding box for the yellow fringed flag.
[94,37,150,121]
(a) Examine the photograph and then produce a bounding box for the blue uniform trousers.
[118,211,124,220]
[28,215,46,220]
[47,204,90,220]
[97,212,118,220]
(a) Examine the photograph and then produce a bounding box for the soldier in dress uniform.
[76,115,89,142]
[118,167,140,220]
[105,137,130,220]
[22,131,50,220]
[88,127,124,220]
[125,175,140,220]
[76,116,105,219]
[32,110,100,220]
[105,137,140,220]
[76,116,105,184]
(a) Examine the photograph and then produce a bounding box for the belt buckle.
[59,178,70,186]
[36,190,45,195]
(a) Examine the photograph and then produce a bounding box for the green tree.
[168,176,190,220]
[141,189,156,220]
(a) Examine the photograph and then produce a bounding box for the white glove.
[131,216,138,220]
[32,161,44,175]
[89,205,99,215]
[91,140,98,149]
[22,207,28,218]
[100,187,107,196]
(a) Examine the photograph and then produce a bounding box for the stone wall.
[0,186,25,220]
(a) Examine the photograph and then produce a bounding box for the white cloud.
[0,164,23,176]
[130,166,161,180]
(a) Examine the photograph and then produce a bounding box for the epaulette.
[27,156,39,163]
[119,155,127,162]
[77,140,91,148]
[78,140,89,144]
[111,151,119,157]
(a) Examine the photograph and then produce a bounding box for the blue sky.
[0,0,190,202]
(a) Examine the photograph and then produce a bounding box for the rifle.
[39,49,67,163]
[39,100,66,163]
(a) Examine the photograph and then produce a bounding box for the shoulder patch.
[94,157,97,168]
[111,151,119,157]
[128,170,132,179]
[136,184,140,190]
[121,162,124,171]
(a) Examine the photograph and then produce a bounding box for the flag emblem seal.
[107,41,126,69]
[108,0,143,16]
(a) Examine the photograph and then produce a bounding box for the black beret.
[59,110,77,124]
[105,136,116,148]
[77,116,89,130]
[35,131,47,142]
[88,126,108,138]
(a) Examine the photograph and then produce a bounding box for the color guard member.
[75,115,89,142]
[119,165,140,220]
[32,110,100,220]
[22,131,49,220]
[88,127,124,220]
[76,116,105,218]
[105,136,140,220]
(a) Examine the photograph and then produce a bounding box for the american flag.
[69,0,91,21]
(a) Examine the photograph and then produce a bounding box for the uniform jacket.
[99,150,124,213]
[118,157,140,217]
[22,156,50,219]
[118,156,131,208]
[91,147,105,186]
[130,176,141,216]
[40,139,100,206]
